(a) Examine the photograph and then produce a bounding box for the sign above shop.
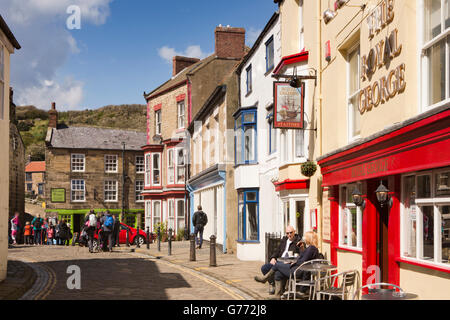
[51,188,66,203]
[273,81,305,129]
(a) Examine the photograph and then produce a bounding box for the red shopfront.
[318,106,450,288]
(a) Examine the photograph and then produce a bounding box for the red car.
[92,223,148,249]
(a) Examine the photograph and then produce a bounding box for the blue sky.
[1,0,278,110]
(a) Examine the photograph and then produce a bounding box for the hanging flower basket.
[301,161,317,177]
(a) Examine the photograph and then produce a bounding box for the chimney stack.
[172,56,200,76]
[48,102,58,129]
[215,26,246,59]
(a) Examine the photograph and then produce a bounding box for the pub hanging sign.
[273,81,305,129]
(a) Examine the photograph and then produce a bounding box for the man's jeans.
[194,225,204,248]
[34,230,41,245]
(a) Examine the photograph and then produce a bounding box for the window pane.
[235,130,242,164]
[177,200,184,217]
[426,40,446,106]
[422,206,434,261]
[153,202,161,229]
[348,47,359,94]
[236,115,242,128]
[284,202,290,230]
[153,154,160,185]
[247,192,257,201]
[441,205,450,264]
[342,208,350,245]
[243,113,255,123]
[350,95,361,137]
[436,171,450,196]
[403,176,417,258]
[246,203,258,241]
[295,129,304,157]
[238,204,244,240]
[417,175,431,198]
[244,125,255,162]
[424,0,442,42]
[349,207,357,247]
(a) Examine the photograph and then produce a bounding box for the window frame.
[347,43,361,142]
[176,199,185,233]
[71,179,86,202]
[265,35,275,72]
[152,200,162,232]
[152,153,161,186]
[167,148,175,185]
[104,180,118,202]
[237,189,260,243]
[268,114,277,155]
[155,109,162,135]
[177,100,186,129]
[135,155,145,174]
[145,154,152,187]
[401,167,450,269]
[71,154,85,172]
[420,0,450,112]
[339,184,363,251]
[246,64,252,94]
[176,148,186,185]
[135,180,144,202]
[234,109,258,166]
[104,154,118,173]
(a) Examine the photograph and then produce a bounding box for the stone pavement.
[127,240,273,300]
[0,259,36,300]
[7,244,263,300]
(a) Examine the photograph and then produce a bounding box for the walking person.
[58,219,70,246]
[10,212,20,245]
[41,219,48,246]
[100,210,114,252]
[47,223,55,245]
[24,222,32,245]
[31,215,43,245]
[112,214,120,247]
[85,210,97,253]
[192,205,208,249]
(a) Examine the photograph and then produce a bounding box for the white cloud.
[0,0,112,109]
[17,77,84,111]
[247,27,262,47]
[158,45,211,64]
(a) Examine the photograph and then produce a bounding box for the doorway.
[375,179,390,283]
[296,201,305,237]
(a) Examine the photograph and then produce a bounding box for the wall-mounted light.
[352,187,365,208]
[375,181,392,208]
[335,0,348,10]
[323,9,337,24]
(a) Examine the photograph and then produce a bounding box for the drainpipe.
[122,142,126,222]
[317,0,324,253]
[218,171,227,254]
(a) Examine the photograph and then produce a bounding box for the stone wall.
[9,123,25,225]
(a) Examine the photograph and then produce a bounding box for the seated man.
[255,231,319,300]
[255,226,302,295]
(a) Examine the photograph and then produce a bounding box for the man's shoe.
[269,283,275,295]
[268,280,286,300]
[254,269,275,284]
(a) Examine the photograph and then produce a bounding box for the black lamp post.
[375,181,390,207]
[352,187,365,207]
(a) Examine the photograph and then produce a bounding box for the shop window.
[339,184,362,249]
[234,109,257,165]
[238,189,259,242]
[347,44,361,141]
[421,0,450,110]
[402,168,450,266]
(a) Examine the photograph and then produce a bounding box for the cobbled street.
[8,245,246,300]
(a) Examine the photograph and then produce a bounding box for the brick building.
[142,26,246,238]
[44,103,147,237]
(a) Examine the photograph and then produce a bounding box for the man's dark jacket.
[192,211,208,229]
[290,245,320,270]
[270,234,302,260]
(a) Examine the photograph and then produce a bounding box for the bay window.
[153,200,161,232]
[177,199,185,232]
[176,148,185,184]
[152,153,161,186]
[167,148,175,184]
[421,0,450,110]
[145,154,151,186]
[402,168,450,266]
[168,199,175,230]
[238,189,259,242]
[234,109,257,165]
[339,184,363,249]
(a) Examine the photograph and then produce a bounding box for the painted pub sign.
[273,81,305,129]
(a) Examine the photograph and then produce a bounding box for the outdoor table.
[296,263,337,300]
[278,257,298,264]
[361,289,418,300]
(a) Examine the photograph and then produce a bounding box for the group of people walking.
[10,212,72,246]
[81,209,121,253]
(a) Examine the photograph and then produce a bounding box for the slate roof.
[47,127,147,151]
[26,161,45,173]
[0,15,20,49]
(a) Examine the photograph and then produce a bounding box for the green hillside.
[17,104,147,161]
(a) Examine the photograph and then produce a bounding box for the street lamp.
[352,187,365,207]
[375,181,391,208]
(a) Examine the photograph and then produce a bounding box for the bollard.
[189,233,196,261]
[168,228,172,256]
[146,226,150,249]
[136,225,140,248]
[209,235,217,267]
[126,227,130,247]
[157,226,161,252]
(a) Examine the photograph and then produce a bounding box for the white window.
[105,155,118,173]
[71,179,85,202]
[268,116,277,155]
[152,153,161,186]
[145,154,151,186]
[145,200,152,230]
[177,199,185,232]
[177,100,185,129]
[347,44,361,141]
[167,149,175,184]
[294,129,304,158]
[104,180,118,202]
[339,184,363,249]
[176,148,186,184]
[71,154,85,172]
[136,156,145,174]
[153,200,161,231]
[135,180,144,202]
[421,0,450,110]
[155,110,162,135]
[401,168,450,267]
[168,199,175,231]
[0,44,4,120]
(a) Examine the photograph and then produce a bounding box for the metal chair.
[352,282,404,300]
[315,270,360,300]
[286,259,332,300]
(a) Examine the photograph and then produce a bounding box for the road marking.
[36,264,57,300]
[194,267,209,271]
[226,279,242,284]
